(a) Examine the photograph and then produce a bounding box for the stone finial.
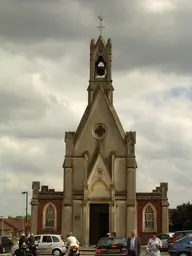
[160,182,168,198]
[65,131,75,157]
[41,185,48,192]
[125,131,136,155]
[32,181,40,198]
[107,38,112,54]
[65,131,75,142]
[90,39,95,51]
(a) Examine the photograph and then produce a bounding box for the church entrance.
[89,203,109,245]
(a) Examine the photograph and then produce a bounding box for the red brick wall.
[137,200,162,245]
[37,199,62,234]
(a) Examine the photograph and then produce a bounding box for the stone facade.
[31,35,169,245]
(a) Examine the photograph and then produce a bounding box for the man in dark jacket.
[127,230,141,256]
[19,233,27,256]
[27,233,37,256]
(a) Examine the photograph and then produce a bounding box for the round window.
[93,123,107,139]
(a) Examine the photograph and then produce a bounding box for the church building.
[31,34,169,245]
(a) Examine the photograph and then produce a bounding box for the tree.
[170,202,192,231]
[8,214,31,220]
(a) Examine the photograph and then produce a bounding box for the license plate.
[108,249,120,253]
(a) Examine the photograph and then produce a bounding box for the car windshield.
[98,238,127,246]
[174,231,192,238]
[174,236,190,243]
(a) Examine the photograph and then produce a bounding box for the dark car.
[0,236,13,253]
[169,231,192,244]
[168,235,192,256]
[95,237,127,256]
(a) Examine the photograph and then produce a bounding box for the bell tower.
[88,17,114,105]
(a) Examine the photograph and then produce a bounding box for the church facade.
[31,35,169,245]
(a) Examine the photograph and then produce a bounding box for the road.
[2,251,170,256]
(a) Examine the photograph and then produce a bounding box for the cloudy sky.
[0,0,192,217]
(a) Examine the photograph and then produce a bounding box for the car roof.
[175,230,192,233]
[100,237,126,240]
[159,233,174,235]
[35,234,62,236]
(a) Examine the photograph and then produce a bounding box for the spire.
[87,17,113,105]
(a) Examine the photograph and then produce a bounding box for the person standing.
[146,232,162,256]
[127,230,141,256]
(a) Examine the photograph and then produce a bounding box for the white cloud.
[0,0,192,217]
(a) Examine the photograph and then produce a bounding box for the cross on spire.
[97,16,104,35]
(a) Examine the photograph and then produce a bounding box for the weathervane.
[97,16,104,35]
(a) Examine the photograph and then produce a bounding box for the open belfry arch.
[62,32,137,246]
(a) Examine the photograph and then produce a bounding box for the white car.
[11,234,67,256]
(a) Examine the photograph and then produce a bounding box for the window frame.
[52,236,60,242]
[42,202,57,230]
[42,235,53,243]
[142,203,157,233]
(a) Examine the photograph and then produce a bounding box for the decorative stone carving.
[32,181,40,198]
[96,169,103,177]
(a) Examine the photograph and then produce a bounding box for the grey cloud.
[1,0,192,74]
[0,0,93,42]
[0,88,47,124]
[0,0,192,215]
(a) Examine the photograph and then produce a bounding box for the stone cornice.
[136,192,162,200]
[38,194,63,200]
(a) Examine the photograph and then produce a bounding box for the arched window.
[45,204,55,227]
[143,203,157,232]
[42,203,57,230]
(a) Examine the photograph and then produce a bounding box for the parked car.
[168,234,192,256]
[0,236,13,253]
[95,237,127,256]
[158,233,174,250]
[169,231,192,244]
[11,234,67,256]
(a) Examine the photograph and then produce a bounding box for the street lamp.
[21,191,28,235]
[0,216,3,236]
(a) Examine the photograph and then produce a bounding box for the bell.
[97,66,105,76]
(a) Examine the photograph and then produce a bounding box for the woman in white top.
[146,232,162,256]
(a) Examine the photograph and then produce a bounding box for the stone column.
[62,167,72,235]
[62,205,72,236]
[85,203,90,247]
[126,167,136,237]
[162,200,169,233]
[82,203,87,246]
[31,199,38,234]
[31,181,40,234]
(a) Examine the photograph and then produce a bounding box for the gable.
[74,86,126,155]
[87,153,111,189]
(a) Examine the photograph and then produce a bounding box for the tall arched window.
[43,203,57,230]
[143,203,157,232]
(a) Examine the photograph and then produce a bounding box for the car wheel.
[179,253,188,256]
[52,249,62,256]
[15,249,20,256]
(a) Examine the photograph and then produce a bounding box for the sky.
[0,0,192,217]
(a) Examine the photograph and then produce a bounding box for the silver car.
[11,234,67,256]
[158,233,174,250]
